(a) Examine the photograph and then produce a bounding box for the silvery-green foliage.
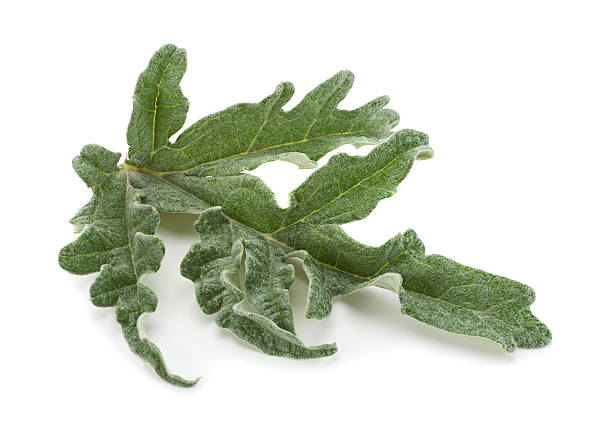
[165,130,549,353]
[59,145,199,387]
[60,44,550,387]
[181,208,337,358]
[126,45,398,174]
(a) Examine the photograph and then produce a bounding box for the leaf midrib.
[125,165,525,329]
[270,145,425,234]
[125,166,372,280]
[137,129,370,175]
[90,169,149,305]
[149,47,180,163]
[123,167,143,311]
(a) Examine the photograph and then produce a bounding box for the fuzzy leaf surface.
[134,129,550,351]
[127,44,189,168]
[125,45,399,175]
[59,145,198,387]
[181,207,337,357]
[61,44,551,387]
[287,229,551,351]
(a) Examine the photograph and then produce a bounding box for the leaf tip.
[184,376,202,387]
[331,69,355,86]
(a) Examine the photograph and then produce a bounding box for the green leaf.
[181,207,337,358]
[272,129,432,230]
[243,237,296,333]
[126,45,399,175]
[135,128,549,352]
[59,145,199,387]
[127,44,188,168]
[394,253,551,351]
[61,44,551,386]
[134,128,432,230]
[288,229,551,351]
[284,250,402,320]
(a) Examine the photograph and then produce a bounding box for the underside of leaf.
[181,208,337,358]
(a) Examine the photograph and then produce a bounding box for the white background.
[2,1,610,423]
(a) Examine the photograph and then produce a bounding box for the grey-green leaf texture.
[59,145,199,387]
[60,44,550,387]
